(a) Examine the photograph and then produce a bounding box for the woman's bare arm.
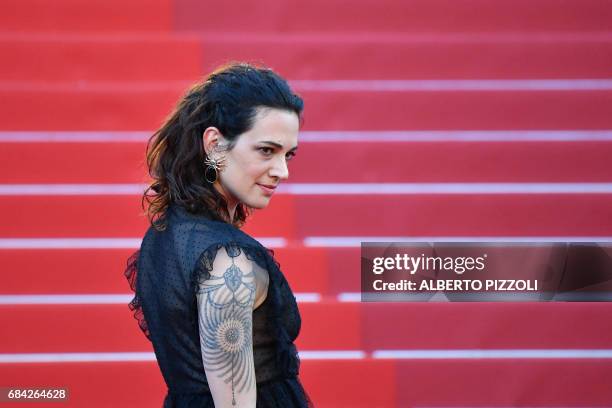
[196,247,257,407]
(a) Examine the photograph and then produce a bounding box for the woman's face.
[206,107,299,210]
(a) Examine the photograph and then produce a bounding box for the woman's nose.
[269,156,289,180]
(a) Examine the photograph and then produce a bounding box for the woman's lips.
[257,183,277,196]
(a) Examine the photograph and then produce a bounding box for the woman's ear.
[202,127,222,156]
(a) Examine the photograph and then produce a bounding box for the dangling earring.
[204,155,226,183]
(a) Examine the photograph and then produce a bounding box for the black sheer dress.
[125,204,313,407]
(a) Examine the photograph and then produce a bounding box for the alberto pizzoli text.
[372,279,538,291]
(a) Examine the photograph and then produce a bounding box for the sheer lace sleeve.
[124,250,151,341]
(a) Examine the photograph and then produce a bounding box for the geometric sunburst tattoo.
[196,250,257,406]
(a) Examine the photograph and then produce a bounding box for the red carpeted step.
[0,84,181,131]
[0,360,398,408]
[0,142,150,184]
[286,140,612,182]
[0,0,172,33]
[0,247,357,295]
[0,249,138,294]
[273,247,331,294]
[0,195,295,237]
[197,34,612,80]
[0,247,332,295]
[0,305,153,352]
[299,303,361,350]
[2,86,612,130]
[0,36,203,82]
[2,0,611,34]
[361,302,612,350]
[1,194,611,238]
[293,194,612,237]
[302,359,397,407]
[174,0,612,34]
[4,34,612,81]
[0,362,168,408]
[304,89,612,131]
[392,359,612,406]
[246,194,297,238]
[3,140,612,183]
[326,248,362,294]
[0,196,150,238]
[2,303,611,353]
[0,303,361,352]
[0,359,608,407]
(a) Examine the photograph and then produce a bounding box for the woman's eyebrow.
[260,141,298,151]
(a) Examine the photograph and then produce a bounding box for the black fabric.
[125,204,313,407]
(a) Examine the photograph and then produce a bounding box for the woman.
[125,62,313,407]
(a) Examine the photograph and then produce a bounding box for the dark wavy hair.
[142,62,304,231]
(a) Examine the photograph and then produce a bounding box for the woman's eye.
[258,147,274,156]
[286,152,296,161]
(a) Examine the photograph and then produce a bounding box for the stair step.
[0,195,611,238]
[3,34,612,80]
[0,35,203,82]
[2,86,612,130]
[392,358,611,406]
[0,359,612,408]
[2,140,612,183]
[0,357,610,406]
[2,303,611,352]
[0,303,361,351]
[0,0,172,33]
[175,0,612,34]
[3,0,612,34]
[0,247,335,295]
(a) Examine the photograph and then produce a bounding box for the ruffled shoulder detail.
[125,250,151,341]
[191,241,268,287]
[192,241,300,377]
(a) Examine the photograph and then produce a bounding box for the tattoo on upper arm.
[197,251,256,406]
